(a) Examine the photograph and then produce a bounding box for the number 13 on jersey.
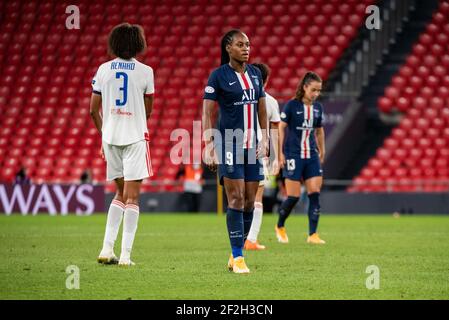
[115,72,128,108]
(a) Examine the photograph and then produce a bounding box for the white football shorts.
[102,139,153,181]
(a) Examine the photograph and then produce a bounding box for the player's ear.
[226,43,232,54]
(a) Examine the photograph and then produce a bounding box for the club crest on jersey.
[242,89,256,101]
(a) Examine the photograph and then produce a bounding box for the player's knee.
[123,188,140,205]
[308,187,321,195]
[125,196,139,206]
[283,196,300,211]
[228,193,244,209]
[244,199,255,212]
[115,190,124,201]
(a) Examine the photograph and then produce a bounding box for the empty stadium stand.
[350,0,449,192]
[0,0,373,192]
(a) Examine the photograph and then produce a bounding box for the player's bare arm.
[144,95,153,120]
[315,127,325,164]
[270,121,280,175]
[278,121,287,168]
[89,93,102,134]
[202,99,218,172]
[257,97,268,159]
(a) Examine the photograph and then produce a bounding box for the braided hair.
[220,29,242,65]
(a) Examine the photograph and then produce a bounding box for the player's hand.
[257,139,269,159]
[100,146,105,161]
[319,151,325,164]
[204,147,218,172]
[271,159,280,175]
[279,153,286,169]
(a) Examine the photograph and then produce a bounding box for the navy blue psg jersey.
[281,99,324,159]
[203,64,265,149]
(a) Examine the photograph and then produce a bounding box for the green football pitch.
[0,213,448,300]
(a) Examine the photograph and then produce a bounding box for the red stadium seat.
[396,97,410,112]
[384,86,400,100]
[378,167,392,179]
[391,128,406,140]
[384,138,399,150]
[412,43,427,57]
[367,158,383,170]
[407,108,421,121]
[439,148,449,158]
[391,75,407,89]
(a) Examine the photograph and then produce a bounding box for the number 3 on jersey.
[115,72,128,107]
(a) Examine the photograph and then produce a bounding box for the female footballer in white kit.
[90,23,154,266]
[245,63,280,250]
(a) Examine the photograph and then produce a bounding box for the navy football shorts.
[217,146,263,185]
[282,153,323,181]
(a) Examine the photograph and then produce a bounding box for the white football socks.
[120,204,140,261]
[247,202,263,243]
[100,199,125,255]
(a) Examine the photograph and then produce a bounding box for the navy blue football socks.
[308,192,321,235]
[226,208,244,258]
[277,196,299,228]
[243,209,254,242]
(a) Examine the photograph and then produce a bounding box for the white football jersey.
[257,92,281,142]
[92,58,154,146]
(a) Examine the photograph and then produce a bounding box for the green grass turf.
[0,213,448,300]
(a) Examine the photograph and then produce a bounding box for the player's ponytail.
[220,29,241,65]
[295,71,322,101]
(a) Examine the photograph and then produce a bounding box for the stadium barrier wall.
[2,183,446,215]
[320,191,449,214]
[106,191,449,214]
[0,183,105,215]
[105,190,217,213]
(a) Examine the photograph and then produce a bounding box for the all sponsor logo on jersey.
[234,89,257,106]
[302,119,313,128]
[242,89,255,101]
